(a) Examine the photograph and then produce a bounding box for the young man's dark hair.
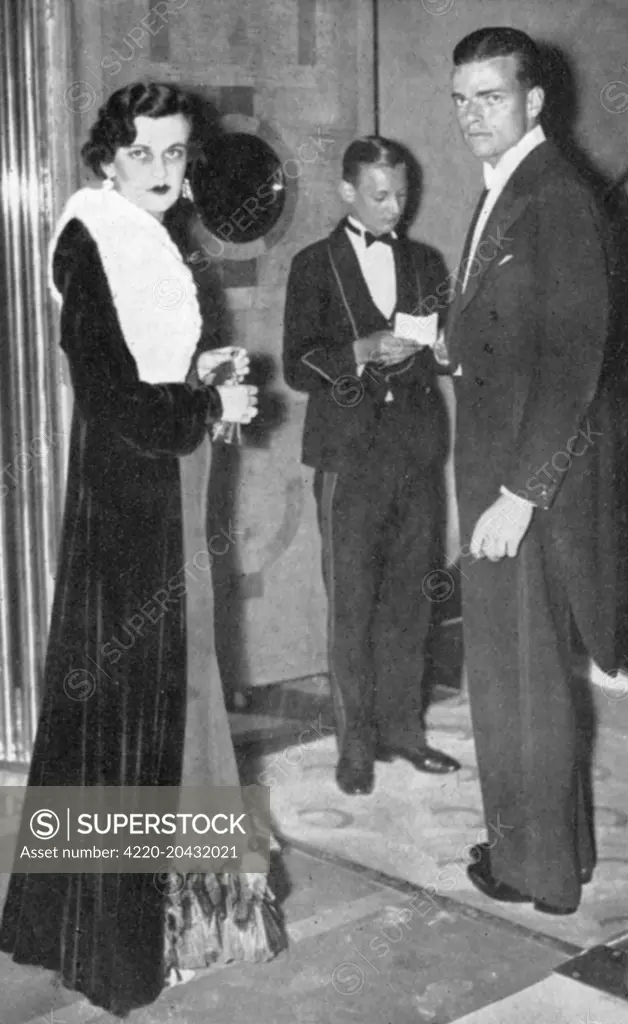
[342,136,406,186]
[453,26,543,90]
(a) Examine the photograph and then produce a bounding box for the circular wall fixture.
[189,112,299,262]
[194,132,286,244]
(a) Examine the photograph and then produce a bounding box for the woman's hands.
[197,346,257,432]
[197,346,250,384]
[216,384,259,424]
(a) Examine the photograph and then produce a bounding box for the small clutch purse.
[212,392,242,445]
[211,360,243,445]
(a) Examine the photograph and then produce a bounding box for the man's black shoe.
[467,856,531,904]
[469,843,582,911]
[533,899,578,916]
[376,743,460,774]
[470,844,593,886]
[335,756,374,795]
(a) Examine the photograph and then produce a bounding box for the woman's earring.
[181,178,194,202]
[102,176,115,191]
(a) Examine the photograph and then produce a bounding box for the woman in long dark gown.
[0,81,286,1017]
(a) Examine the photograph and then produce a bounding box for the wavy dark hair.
[453,27,543,91]
[342,136,406,186]
[81,81,216,179]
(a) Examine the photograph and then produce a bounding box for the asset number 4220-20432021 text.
[123,845,238,859]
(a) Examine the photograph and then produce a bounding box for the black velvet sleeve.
[54,220,223,457]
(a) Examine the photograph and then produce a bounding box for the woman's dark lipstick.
[150,185,170,194]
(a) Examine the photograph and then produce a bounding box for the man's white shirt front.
[345,215,397,319]
[461,124,546,293]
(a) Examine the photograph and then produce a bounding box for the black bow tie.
[365,230,394,248]
[346,220,395,248]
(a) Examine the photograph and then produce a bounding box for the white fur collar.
[49,187,202,384]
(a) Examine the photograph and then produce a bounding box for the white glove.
[216,384,259,424]
[197,346,250,383]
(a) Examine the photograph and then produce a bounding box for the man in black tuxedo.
[283,137,460,795]
[446,28,617,914]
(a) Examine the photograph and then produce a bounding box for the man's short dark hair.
[453,27,543,90]
[342,136,406,186]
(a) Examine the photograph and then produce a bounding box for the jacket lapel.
[446,188,488,343]
[327,220,384,333]
[394,239,422,314]
[459,187,531,312]
[450,141,556,325]
[327,219,420,328]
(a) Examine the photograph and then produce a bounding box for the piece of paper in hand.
[393,312,439,349]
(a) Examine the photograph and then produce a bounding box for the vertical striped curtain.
[0,0,71,763]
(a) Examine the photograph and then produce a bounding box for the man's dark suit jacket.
[283,219,448,472]
[447,140,617,672]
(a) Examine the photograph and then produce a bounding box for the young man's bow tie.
[365,231,395,248]
[346,220,395,247]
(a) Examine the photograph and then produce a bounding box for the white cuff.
[500,485,534,508]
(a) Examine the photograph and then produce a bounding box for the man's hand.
[353,331,420,368]
[378,333,422,366]
[470,493,534,561]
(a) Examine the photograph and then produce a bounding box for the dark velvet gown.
[0,219,284,1016]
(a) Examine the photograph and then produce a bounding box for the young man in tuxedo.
[283,137,460,795]
[446,28,616,913]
